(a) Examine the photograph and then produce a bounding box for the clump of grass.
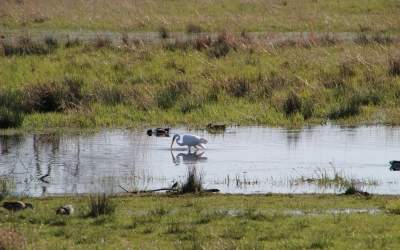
[226,77,252,97]
[207,32,237,58]
[2,36,51,56]
[389,56,400,76]
[343,184,358,195]
[165,220,186,234]
[186,24,203,34]
[328,96,361,119]
[0,90,24,128]
[23,82,62,112]
[354,33,393,45]
[157,81,191,109]
[385,200,400,215]
[94,36,112,48]
[0,177,14,201]
[0,229,26,250]
[121,33,130,46]
[86,193,115,218]
[149,206,169,216]
[44,36,58,50]
[196,210,229,224]
[343,182,370,196]
[193,35,212,50]
[0,107,24,128]
[159,26,169,39]
[339,60,356,78]
[318,34,338,46]
[239,207,266,220]
[372,33,393,45]
[301,97,315,120]
[23,78,83,112]
[354,33,369,45]
[142,226,154,234]
[179,96,203,113]
[277,34,337,49]
[163,39,191,51]
[222,225,245,240]
[293,167,376,195]
[180,167,203,193]
[309,235,332,249]
[283,91,302,116]
[65,37,81,48]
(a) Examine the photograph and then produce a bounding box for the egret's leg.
[188,146,191,153]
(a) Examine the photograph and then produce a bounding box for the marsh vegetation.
[1,194,400,249]
[1,31,400,129]
[1,0,400,32]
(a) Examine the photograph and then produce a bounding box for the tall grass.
[157,81,191,110]
[181,167,203,193]
[94,36,112,48]
[1,36,56,56]
[23,78,83,112]
[0,90,24,128]
[207,32,238,58]
[86,193,115,218]
[0,108,24,129]
[186,24,203,34]
[283,91,302,116]
[159,26,170,39]
[0,177,14,201]
[292,167,377,192]
[1,35,400,129]
[389,56,400,76]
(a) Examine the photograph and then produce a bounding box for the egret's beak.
[170,137,175,149]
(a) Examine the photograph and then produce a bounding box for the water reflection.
[286,129,301,150]
[0,134,24,155]
[171,151,208,165]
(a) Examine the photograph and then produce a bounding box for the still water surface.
[1,125,400,197]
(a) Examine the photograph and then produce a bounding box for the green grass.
[0,36,400,130]
[1,0,400,32]
[1,194,400,249]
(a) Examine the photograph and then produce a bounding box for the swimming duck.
[390,160,400,171]
[206,123,226,131]
[147,128,170,137]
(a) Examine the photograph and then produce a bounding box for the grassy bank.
[1,0,400,33]
[1,194,400,249]
[1,32,400,130]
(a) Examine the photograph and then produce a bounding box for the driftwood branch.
[118,185,219,194]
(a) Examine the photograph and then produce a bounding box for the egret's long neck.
[175,135,184,146]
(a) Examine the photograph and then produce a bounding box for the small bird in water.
[56,204,74,215]
[207,123,226,131]
[147,128,170,137]
[2,201,33,212]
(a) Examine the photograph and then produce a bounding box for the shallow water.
[1,125,400,197]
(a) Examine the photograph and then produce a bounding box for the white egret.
[170,134,208,151]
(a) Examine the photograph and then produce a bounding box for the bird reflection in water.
[171,151,208,165]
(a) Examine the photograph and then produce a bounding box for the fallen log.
[119,185,219,194]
